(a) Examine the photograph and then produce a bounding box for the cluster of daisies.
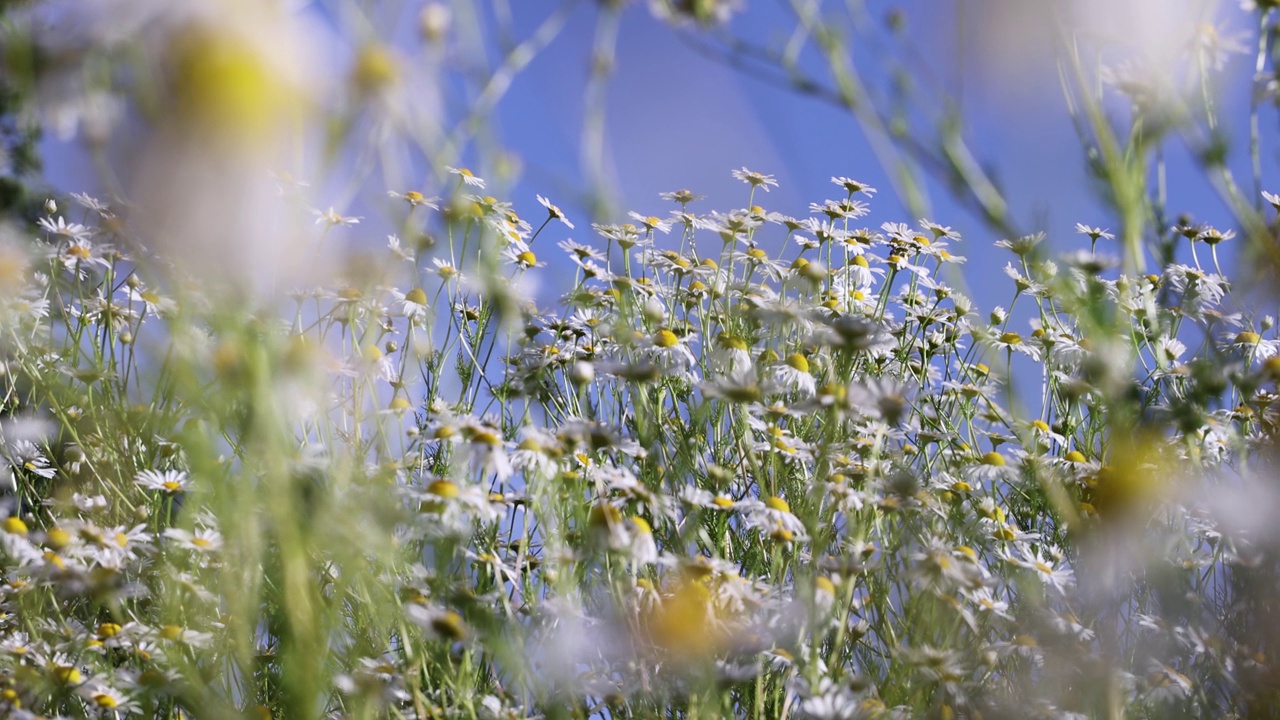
[1,169,1279,718]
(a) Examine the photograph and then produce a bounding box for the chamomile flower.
[71,192,113,216]
[988,329,1043,361]
[731,167,779,192]
[1227,329,1280,361]
[163,527,223,554]
[431,257,461,281]
[312,207,362,227]
[391,287,431,321]
[387,234,416,262]
[830,176,877,197]
[743,495,807,542]
[56,239,113,274]
[1007,544,1074,593]
[645,328,698,369]
[387,189,439,208]
[769,353,817,397]
[38,216,94,242]
[537,194,574,229]
[558,238,607,265]
[1075,223,1115,243]
[135,469,190,494]
[627,516,658,566]
[503,243,545,270]
[448,166,486,188]
[660,188,705,204]
[627,211,674,234]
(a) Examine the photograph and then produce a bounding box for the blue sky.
[39,0,1270,313]
[479,0,1266,308]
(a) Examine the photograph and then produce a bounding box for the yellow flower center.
[405,288,428,305]
[999,332,1022,345]
[785,353,810,373]
[981,452,1007,467]
[653,330,679,348]
[46,527,71,550]
[428,479,460,498]
[3,517,28,536]
[765,496,791,513]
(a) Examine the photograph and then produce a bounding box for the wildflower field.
[3,1,1280,718]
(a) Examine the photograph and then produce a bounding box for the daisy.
[387,234,416,262]
[38,216,93,242]
[988,329,1043,361]
[71,192,113,216]
[593,221,644,248]
[537,194,574,229]
[163,527,223,554]
[1074,223,1114,243]
[124,285,177,317]
[830,176,877,197]
[1145,662,1192,702]
[391,287,431,322]
[387,189,439,209]
[510,429,560,479]
[56,239,114,274]
[965,449,1020,486]
[448,166,486,188]
[769,353,816,397]
[153,624,214,647]
[743,495,807,542]
[557,238,606,265]
[627,211,674,234]
[79,682,141,715]
[627,516,658,566]
[502,243,544,270]
[431,257,460,281]
[459,423,513,482]
[660,188,705,204]
[731,167,779,192]
[1007,544,1074,593]
[1227,329,1280,361]
[994,232,1046,256]
[134,469,189,494]
[711,333,753,375]
[645,328,698,369]
[1003,262,1047,297]
[414,477,500,526]
[312,207,362,227]
[967,586,1012,620]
